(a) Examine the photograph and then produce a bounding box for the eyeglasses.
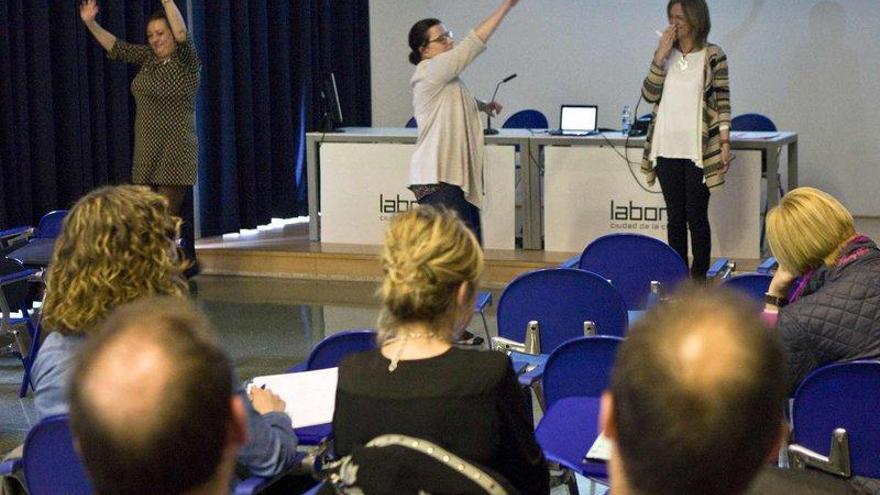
[423,31,453,47]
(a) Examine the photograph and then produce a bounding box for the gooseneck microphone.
[484,73,517,135]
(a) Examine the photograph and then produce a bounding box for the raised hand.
[80,0,99,23]
[654,24,677,65]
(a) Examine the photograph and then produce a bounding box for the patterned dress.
[108,38,201,185]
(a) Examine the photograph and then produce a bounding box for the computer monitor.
[320,73,344,133]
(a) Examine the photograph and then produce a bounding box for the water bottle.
[621,105,632,136]
[524,320,541,355]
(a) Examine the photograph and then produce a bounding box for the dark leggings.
[417,184,482,245]
[655,157,711,279]
[151,185,196,263]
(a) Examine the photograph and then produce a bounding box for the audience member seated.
[762,187,880,392]
[68,298,247,495]
[331,207,549,494]
[29,185,300,482]
[600,288,789,495]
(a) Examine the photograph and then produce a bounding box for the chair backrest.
[731,113,777,132]
[328,434,517,494]
[578,233,688,310]
[34,210,68,239]
[791,360,880,478]
[306,329,377,370]
[496,268,628,353]
[542,336,623,409]
[502,109,549,129]
[405,116,417,128]
[722,273,773,303]
[22,415,92,495]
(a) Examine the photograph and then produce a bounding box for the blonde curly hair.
[41,185,189,335]
[377,207,484,342]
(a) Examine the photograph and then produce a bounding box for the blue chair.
[287,329,377,373]
[566,233,689,311]
[731,113,777,132]
[0,258,41,397]
[496,268,628,353]
[502,109,549,129]
[286,329,377,445]
[7,210,68,268]
[722,273,773,304]
[0,415,93,495]
[788,360,880,480]
[405,116,417,128]
[473,291,493,348]
[535,336,623,486]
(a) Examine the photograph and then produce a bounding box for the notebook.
[549,105,598,136]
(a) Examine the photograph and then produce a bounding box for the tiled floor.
[0,275,604,493]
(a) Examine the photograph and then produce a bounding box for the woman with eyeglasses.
[640,0,731,280]
[407,0,520,246]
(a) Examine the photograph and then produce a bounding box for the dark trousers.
[417,184,483,245]
[655,157,711,279]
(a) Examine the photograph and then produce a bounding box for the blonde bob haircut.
[377,207,484,342]
[41,185,189,335]
[766,187,855,274]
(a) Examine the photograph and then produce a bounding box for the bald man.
[599,288,789,495]
[68,298,247,495]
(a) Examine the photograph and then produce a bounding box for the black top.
[333,347,549,494]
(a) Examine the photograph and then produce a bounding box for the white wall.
[370,0,880,217]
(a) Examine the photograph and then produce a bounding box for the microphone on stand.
[484,73,517,135]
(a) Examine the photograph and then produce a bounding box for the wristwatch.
[764,293,788,307]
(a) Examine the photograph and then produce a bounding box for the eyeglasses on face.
[423,30,453,47]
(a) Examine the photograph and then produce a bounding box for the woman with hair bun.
[332,207,549,493]
[406,0,520,245]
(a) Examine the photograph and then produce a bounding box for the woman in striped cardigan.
[640,0,731,280]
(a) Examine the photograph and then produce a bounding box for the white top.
[650,48,706,167]
[409,31,487,207]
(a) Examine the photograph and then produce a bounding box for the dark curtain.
[193,0,371,237]
[0,0,164,229]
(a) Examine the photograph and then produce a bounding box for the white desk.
[531,132,798,258]
[306,128,531,250]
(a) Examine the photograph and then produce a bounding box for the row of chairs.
[0,210,68,398]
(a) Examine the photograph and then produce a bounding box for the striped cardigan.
[640,44,731,189]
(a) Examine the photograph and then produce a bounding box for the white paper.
[584,431,612,462]
[250,367,339,428]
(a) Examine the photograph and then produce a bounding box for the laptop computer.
[549,105,598,136]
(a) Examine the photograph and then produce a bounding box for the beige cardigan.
[409,31,487,207]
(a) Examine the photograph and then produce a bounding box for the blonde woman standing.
[332,207,549,493]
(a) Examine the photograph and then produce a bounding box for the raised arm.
[80,0,116,52]
[160,0,188,43]
[473,0,520,43]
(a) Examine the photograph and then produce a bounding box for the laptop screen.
[560,105,598,132]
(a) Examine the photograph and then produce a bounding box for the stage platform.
[196,221,763,288]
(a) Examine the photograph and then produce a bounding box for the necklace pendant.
[678,56,688,70]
